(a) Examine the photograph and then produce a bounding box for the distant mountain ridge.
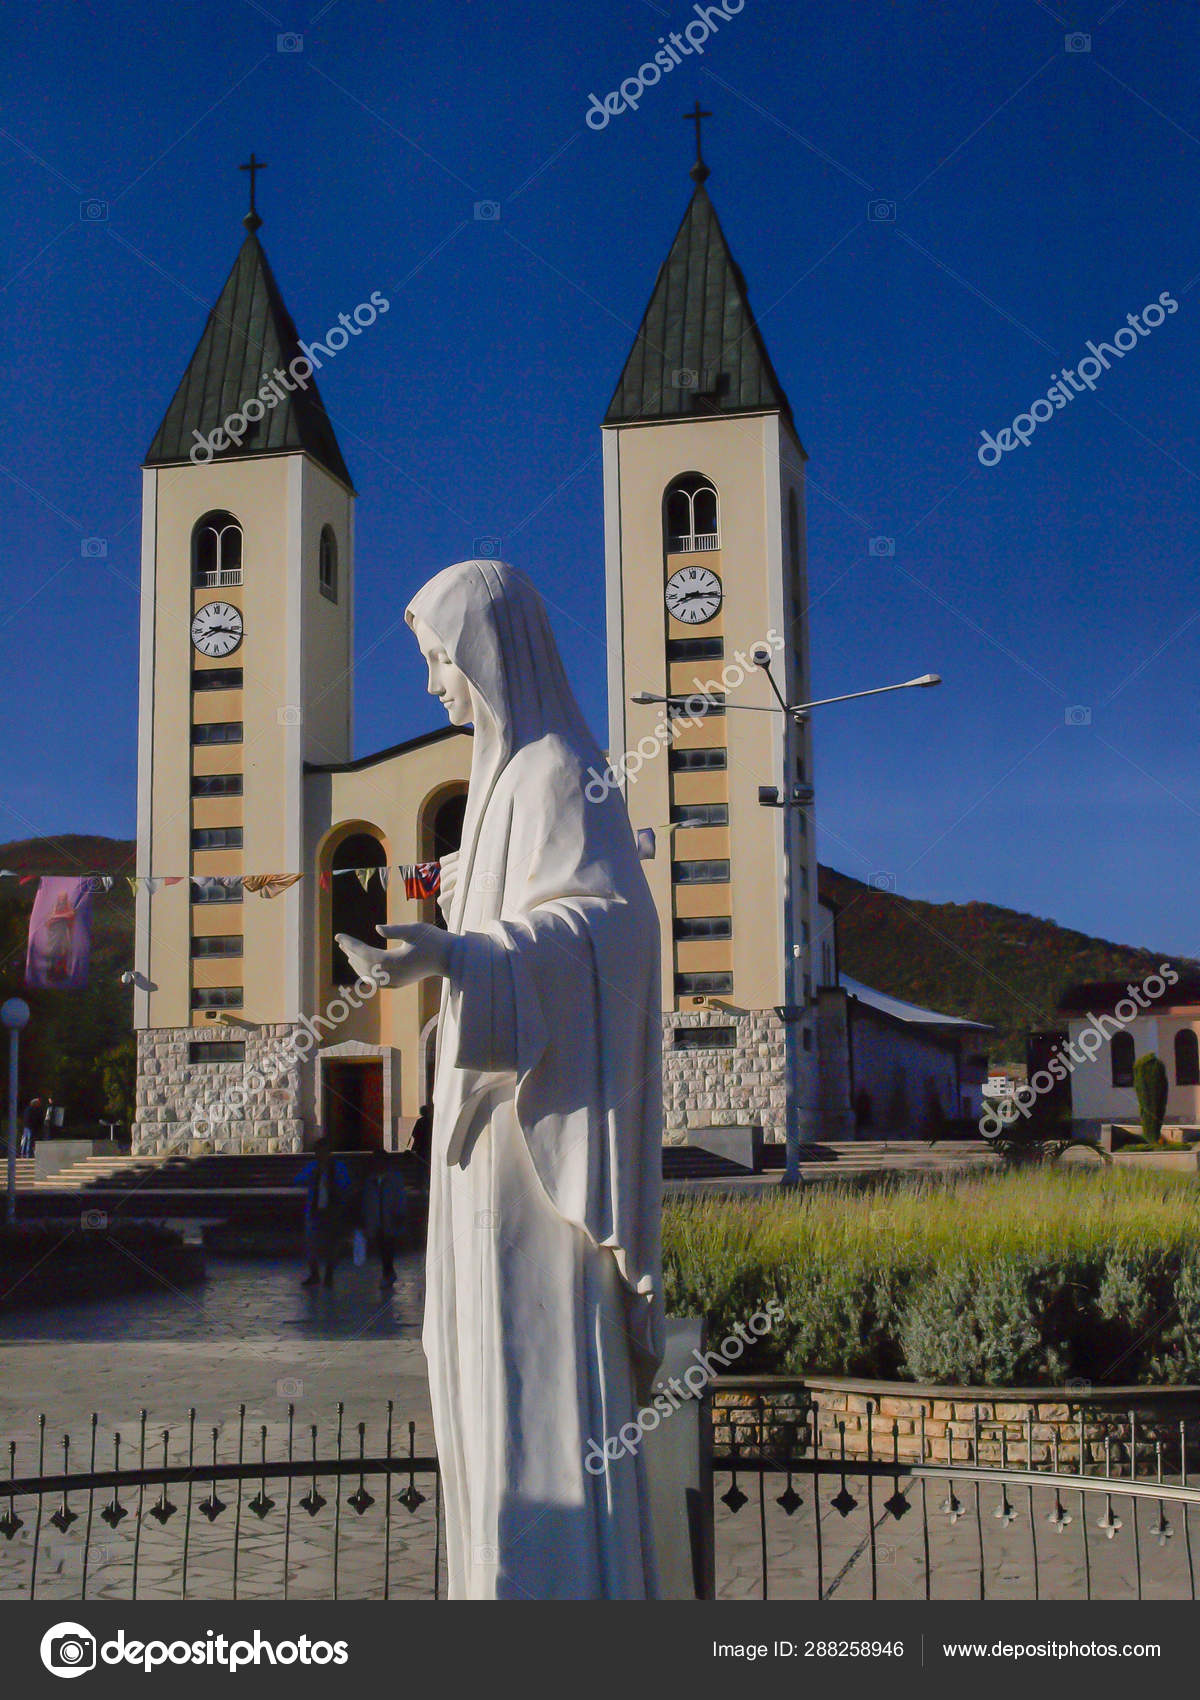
[0,838,1188,1074]
[820,865,1198,1063]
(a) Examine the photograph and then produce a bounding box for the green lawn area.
[663,1169,1200,1387]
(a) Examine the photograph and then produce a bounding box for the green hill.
[819,865,1198,1065]
[0,835,137,1126]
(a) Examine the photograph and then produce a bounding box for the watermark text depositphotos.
[586,628,785,803]
[585,0,746,129]
[980,962,1179,1136]
[585,1299,784,1473]
[189,291,389,463]
[976,292,1178,467]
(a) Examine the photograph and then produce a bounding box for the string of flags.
[0,862,442,898]
[14,861,444,991]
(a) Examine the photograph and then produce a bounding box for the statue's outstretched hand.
[336,923,452,988]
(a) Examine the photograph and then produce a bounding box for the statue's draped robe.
[407,561,663,1601]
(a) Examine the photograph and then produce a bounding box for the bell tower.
[602,133,827,1147]
[132,169,355,1155]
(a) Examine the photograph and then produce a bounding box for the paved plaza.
[0,1257,1178,1602]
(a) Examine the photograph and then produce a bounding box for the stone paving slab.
[0,1257,1182,1601]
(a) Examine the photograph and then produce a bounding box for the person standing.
[408,1102,432,1172]
[295,1135,351,1289]
[20,1097,45,1159]
[361,1149,408,1289]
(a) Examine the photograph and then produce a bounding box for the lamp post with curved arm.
[632,663,942,1187]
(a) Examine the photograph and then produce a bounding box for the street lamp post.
[631,663,941,1189]
[2,998,31,1226]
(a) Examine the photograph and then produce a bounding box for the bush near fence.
[0,1221,203,1308]
[663,1170,1200,1386]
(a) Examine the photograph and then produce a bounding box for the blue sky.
[4,0,1200,954]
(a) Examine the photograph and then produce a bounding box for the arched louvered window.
[664,473,720,554]
[1175,1029,1199,1087]
[193,512,242,587]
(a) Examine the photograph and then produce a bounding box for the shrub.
[898,1256,1072,1386]
[662,1169,1200,1386]
[1134,1053,1169,1144]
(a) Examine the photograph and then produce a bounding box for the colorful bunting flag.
[243,874,302,899]
[402,862,441,900]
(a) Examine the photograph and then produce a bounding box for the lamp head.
[0,998,30,1032]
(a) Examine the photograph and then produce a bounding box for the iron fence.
[711,1385,1200,1601]
[0,1405,441,1601]
[9,1387,1200,1602]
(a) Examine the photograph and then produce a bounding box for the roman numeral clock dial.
[665,565,722,625]
[191,600,244,658]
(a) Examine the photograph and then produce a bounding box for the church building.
[130,145,850,1156]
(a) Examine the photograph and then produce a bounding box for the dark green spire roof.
[145,230,353,488]
[604,182,794,429]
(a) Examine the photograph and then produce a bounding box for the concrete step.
[27,1155,165,1190]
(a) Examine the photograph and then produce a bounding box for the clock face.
[191,601,243,658]
[665,565,723,625]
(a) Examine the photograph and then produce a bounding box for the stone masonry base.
[664,1008,828,1145]
[132,1025,306,1156]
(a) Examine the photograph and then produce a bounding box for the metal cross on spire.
[239,152,268,231]
[683,101,712,184]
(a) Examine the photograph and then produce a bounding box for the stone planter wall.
[132,1026,308,1156]
[713,1376,1200,1472]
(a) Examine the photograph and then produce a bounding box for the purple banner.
[25,876,93,990]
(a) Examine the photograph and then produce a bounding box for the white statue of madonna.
[337,558,663,1601]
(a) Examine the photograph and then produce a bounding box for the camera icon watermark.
[475,1209,499,1231]
[869,871,897,893]
[673,367,699,390]
[868,536,895,557]
[277,32,303,51]
[473,200,501,222]
[276,1377,304,1399]
[472,536,502,558]
[868,199,896,222]
[1065,32,1091,52]
[80,538,108,558]
[81,1209,108,1232]
[40,1622,97,1677]
[79,200,108,222]
[277,705,303,726]
[474,1544,499,1564]
[1064,704,1092,726]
